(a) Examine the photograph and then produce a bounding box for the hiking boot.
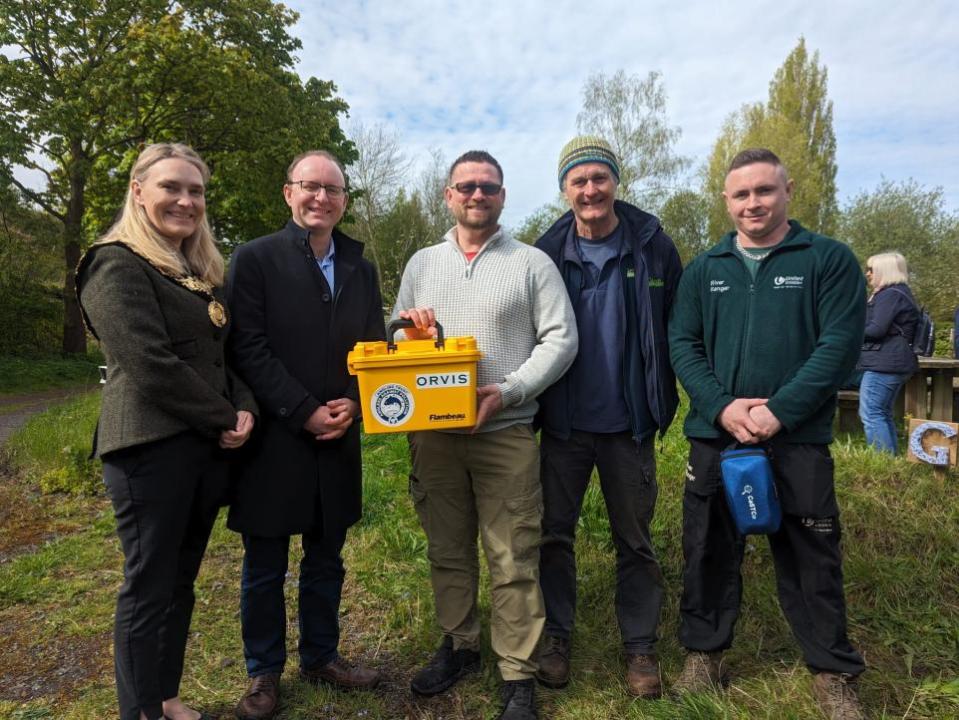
[626,653,662,698]
[535,635,570,689]
[496,679,538,720]
[300,655,382,690]
[672,651,725,694]
[234,672,280,720]
[410,635,481,696]
[812,672,865,720]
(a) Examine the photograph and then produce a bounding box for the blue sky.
[286,0,959,230]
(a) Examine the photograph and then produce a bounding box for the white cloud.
[283,0,959,229]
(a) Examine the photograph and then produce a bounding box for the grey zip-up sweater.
[393,227,578,433]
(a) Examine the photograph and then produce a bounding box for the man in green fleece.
[668,148,867,720]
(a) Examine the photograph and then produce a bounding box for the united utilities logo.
[773,275,804,289]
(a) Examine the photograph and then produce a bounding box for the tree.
[416,148,453,242]
[372,189,436,306]
[0,183,62,353]
[839,179,959,321]
[659,189,710,264]
[0,0,354,353]
[512,200,567,246]
[703,38,837,239]
[347,121,414,275]
[576,70,689,210]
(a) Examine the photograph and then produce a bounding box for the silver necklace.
[735,234,772,261]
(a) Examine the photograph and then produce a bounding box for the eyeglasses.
[289,180,346,198]
[449,182,502,197]
[567,173,612,189]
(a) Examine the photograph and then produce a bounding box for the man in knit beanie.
[394,150,578,720]
[534,135,682,698]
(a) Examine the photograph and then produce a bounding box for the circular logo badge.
[371,383,414,427]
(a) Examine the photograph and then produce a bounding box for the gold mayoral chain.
[181,275,228,328]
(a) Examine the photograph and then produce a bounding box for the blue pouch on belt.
[719,445,782,535]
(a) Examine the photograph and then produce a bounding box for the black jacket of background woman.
[857,283,920,374]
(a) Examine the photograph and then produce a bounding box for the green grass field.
[0,394,957,719]
[0,353,103,397]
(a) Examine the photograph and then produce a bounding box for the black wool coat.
[226,221,385,537]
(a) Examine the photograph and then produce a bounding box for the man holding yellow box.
[394,150,577,720]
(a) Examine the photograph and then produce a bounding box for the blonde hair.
[867,252,909,289]
[98,143,224,286]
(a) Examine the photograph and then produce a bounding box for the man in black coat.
[227,150,386,720]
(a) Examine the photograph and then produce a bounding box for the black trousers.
[539,430,664,653]
[239,528,347,676]
[679,436,865,676]
[103,432,228,720]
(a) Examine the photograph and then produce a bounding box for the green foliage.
[370,189,438,306]
[511,199,567,246]
[0,185,63,354]
[343,142,451,308]
[4,392,101,495]
[659,189,711,264]
[0,0,355,352]
[577,69,689,210]
[0,352,102,394]
[839,178,959,322]
[704,38,838,238]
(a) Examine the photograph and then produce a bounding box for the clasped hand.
[718,398,782,444]
[219,410,255,449]
[304,398,357,441]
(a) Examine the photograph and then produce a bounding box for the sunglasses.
[449,182,502,196]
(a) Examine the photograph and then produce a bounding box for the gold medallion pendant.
[208,300,227,328]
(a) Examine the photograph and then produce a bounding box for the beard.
[453,203,502,231]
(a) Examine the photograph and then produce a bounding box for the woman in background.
[857,251,919,453]
[77,143,256,720]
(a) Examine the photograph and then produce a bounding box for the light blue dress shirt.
[316,239,335,292]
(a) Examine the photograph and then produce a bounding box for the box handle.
[387,318,445,352]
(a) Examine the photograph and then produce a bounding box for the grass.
[0,396,957,719]
[0,352,103,396]
[3,392,101,494]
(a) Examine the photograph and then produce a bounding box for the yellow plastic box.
[348,321,482,434]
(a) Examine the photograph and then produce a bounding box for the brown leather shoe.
[535,635,570,689]
[672,651,725,695]
[811,672,865,720]
[626,654,662,698]
[235,672,280,720]
[300,655,382,690]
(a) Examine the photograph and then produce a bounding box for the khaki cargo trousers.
[409,424,544,680]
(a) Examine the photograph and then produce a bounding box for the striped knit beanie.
[557,135,620,189]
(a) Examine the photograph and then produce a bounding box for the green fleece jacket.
[669,221,865,443]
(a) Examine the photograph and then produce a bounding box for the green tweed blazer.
[77,242,257,457]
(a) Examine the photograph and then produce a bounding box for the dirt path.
[0,385,97,446]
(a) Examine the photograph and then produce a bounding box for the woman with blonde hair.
[856,251,919,453]
[77,143,257,720]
